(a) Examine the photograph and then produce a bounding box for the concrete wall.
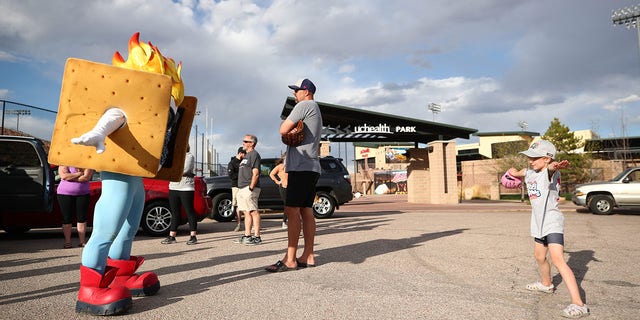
[407,141,459,204]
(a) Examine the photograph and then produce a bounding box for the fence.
[1,100,58,140]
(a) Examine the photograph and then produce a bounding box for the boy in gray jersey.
[507,140,589,318]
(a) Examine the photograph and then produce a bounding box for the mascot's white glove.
[71,108,126,154]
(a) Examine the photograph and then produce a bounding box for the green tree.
[542,118,592,189]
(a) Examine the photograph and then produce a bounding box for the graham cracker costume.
[47,33,198,316]
[49,37,196,181]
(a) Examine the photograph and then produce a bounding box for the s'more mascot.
[49,33,197,316]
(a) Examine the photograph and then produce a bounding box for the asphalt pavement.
[1,195,639,319]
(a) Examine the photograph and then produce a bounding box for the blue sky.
[1,0,639,168]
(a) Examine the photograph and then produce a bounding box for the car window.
[260,160,275,176]
[0,140,42,167]
[320,159,344,173]
[628,170,639,183]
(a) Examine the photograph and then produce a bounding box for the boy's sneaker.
[245,236,262,245]
[526,281,555,293]
[234,235,251,244]
[562,303,589,318]
[282,222,287,229]
[161,236,176,244]
[186,236,197,245]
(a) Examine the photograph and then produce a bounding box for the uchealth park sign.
[353,123,417,134]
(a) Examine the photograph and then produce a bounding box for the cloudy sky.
[1,0,639,169]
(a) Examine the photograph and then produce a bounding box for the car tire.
[588,194,614,215]
[211,193,234,222]
[141,200,172,236]
[313,191,336,219]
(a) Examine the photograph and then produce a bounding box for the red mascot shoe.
[107,256,160,296]
[76,265,132,315]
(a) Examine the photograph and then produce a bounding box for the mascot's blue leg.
[109,175,144,260]
[82,172,143,272]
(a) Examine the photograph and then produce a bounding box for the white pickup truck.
[572,167,640,214]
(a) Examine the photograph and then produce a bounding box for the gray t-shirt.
[285,100,322,173]
[525,168,564,238]
[238,149,261,188]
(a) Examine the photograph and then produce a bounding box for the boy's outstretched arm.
[548,160,570,172]
[508,167,526,178]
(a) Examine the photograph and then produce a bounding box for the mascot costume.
[49,33,197,316]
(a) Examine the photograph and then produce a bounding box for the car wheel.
[141,200,172,236]
[211,193,234,222]
[588,195,614,215]
[313,191,336,219]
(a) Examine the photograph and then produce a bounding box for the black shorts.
[534,233,564,246]
[285,171,319,208]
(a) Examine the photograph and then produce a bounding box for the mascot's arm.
[71,108,127,154]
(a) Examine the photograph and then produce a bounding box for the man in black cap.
[228,146,246,232]
[266,78,322,272]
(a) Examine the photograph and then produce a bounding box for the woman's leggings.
[81,172,145,274]
[169,190,197,232]
[57,194,90,224]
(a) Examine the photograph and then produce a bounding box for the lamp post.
[193,110,201,175]
[5,109,31,131]
[427,103,441,121]
[612,4,640,61]
[611,4,639,166]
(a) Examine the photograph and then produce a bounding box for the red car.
[0,136,211,237]
[89,173,213,236]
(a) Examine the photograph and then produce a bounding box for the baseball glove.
[501,171,522,189]
[281,120,305,146]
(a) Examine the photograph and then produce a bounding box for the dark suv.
[205,156,353,221]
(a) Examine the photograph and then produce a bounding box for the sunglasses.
[243,140,253,143]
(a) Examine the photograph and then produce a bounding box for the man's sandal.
[265,260,297,273]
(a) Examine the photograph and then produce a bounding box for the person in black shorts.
[266,79,322,272]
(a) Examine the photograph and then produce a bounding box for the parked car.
[572,167,640,215]
[88,172,212,236]
[205,156,353,222]
[0,135,212,236]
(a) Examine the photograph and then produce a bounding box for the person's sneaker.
[245,236,262,245]
[233,224,241,232]
[526,281,555,293]
[161,236,176,244]
[186,236,197,245]
[234,235,251,244]
[282,222,287,229]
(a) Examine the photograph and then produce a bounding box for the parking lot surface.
[1,195,639,319]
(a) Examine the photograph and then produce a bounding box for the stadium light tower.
[518,121,528,131]
[427,103,441,121]
[612,4,640,61]
[5,109,30,131]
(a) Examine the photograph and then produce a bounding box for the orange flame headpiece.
[112,32,184,106]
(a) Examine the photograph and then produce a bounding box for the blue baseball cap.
[288,78,316,94]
